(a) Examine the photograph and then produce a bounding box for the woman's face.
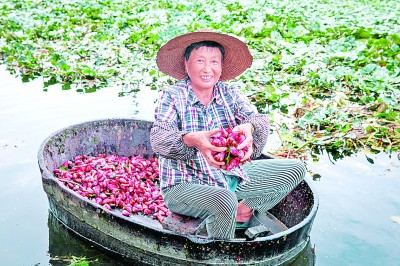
[184,46,222,92]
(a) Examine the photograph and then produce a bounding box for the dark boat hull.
[38,118,319,265]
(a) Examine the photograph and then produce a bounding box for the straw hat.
[156,30,253,81]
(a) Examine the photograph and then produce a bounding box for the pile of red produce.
[53,154,171,223]
[211,126,250,171]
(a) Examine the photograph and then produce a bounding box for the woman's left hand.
[232,123,254,162]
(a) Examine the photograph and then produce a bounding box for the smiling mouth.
[201,75,213,80]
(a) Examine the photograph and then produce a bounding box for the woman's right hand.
[182,128,227,168]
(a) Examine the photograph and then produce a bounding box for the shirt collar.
[185,79,224,106]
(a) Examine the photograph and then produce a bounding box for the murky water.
[308,152,400,265]
[1,66,399,265]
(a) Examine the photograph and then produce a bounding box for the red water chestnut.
[210,126,250,171]
[53,154,171,224]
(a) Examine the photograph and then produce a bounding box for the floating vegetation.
[0,0,399,161]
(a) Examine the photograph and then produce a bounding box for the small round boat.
[38,118,319,265]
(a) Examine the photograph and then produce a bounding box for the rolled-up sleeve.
[150,90,197,160]
[242,113,269,158]
[232,87,270,158]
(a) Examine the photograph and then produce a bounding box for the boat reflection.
[47,212,316,266]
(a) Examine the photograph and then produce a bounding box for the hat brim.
[156,31,253,81]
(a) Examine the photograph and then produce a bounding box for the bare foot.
[236,201,253,223]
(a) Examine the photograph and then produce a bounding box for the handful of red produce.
[211,126,250,171]
[53,154,171,223]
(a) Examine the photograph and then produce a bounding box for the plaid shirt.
[150,78,269,192]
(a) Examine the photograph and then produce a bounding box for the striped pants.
[162,159,306,239]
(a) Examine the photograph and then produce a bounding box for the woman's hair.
[184,41,225,61]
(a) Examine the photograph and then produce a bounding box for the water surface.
[0,67,399,265]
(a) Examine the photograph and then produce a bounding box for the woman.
[150,30,305,239]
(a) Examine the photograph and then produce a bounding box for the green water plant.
[0,0,399,161]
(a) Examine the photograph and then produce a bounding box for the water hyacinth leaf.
[57,60,70,71]
[62,83,72,90]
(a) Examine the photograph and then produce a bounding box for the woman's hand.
[232,123,254,162]
[182,128,227,168]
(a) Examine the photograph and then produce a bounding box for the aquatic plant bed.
[1,0,399,160]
